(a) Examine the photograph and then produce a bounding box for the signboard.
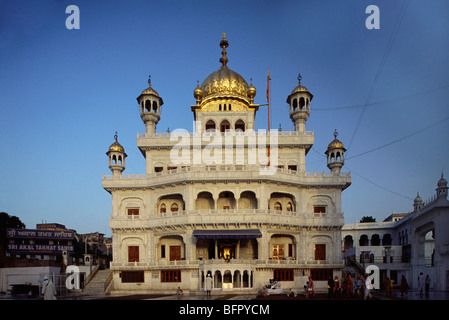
[7,228,75,240]
[7,243,74,254]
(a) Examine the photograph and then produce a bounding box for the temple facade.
[102,34,351,294]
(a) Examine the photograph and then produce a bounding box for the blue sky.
[1,0,448,236]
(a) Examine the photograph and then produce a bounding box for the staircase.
[82,269,112,296]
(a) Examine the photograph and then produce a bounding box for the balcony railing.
[109,209,344,230]
[137,130,314,139]
[110,258,344,270]
[102,164,350,181]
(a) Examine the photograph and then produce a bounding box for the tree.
[360,216,376,223]
[0,212,26,256]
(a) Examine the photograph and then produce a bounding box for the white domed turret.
[413,192,423,211]
[436,172,448,199]
[106,132,127,177]
[325,129,346,175]
[287,73,313,132]
[137,75,164,134]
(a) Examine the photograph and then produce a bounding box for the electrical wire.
[344,165,414,200]
[347,0,410,153]
[345,115,449,160]
[313,84,449,111]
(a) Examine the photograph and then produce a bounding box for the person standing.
[42,275,57,300]
[425,275,431,296]
[205,274,213,297]
[384,276,392,297]
[306,276,315,299]
[417,272,424,295]
[400,275,409,298]
[364,274,372,300]
[327,276,334,299]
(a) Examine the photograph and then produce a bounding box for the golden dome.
[141,75,159,97]
[201,67,249,99]
[290,73,312,95]
[327,130,345,150]
[107,133,126,154]
[198,33,251,103]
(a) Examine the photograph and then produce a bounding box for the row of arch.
[120,191,336,216]
[156,191,299,212]
[200,270,254,289]
[344,234,393,248]
[140,99,161,115]
[290,96,310,112]
[205,119,245,132]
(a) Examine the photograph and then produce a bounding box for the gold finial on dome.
[108,131,125,153]
[247,77,256,104]
[298,73,302,85]
[194,80,203,104]
[327,129,345,150]
[219,32,229,69]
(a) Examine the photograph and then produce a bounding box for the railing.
[109,209,345,229]
[137,130,314,139]
[103,164,351,180]
[110,258,344,270]
[104,270,113,292]
[81,264,100,290]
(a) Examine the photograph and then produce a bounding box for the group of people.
[325,274,376,299]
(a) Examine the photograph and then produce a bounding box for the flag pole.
[267,70,271,166]
[267,70,271,132]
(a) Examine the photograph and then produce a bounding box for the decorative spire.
[114,131,118,142]
[147,75,152,87]
[298,73,302,85]
[334,128,338,139]
[219,32,229,69]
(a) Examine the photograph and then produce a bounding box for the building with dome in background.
[102,34,352,294]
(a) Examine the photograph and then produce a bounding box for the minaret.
[436,172,448,200]
[106,132,127,177]
[325,129,346,175]
[137,75,164,134]
[413,192,423,211]
[287,73,313,132]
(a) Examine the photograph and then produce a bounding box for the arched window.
[205,120,216,131]
[220,120,230,132]
[112,155,117,165]
[359,235,369,246]
[292,98,298,111]
[371,234,381,246]
[235,119,245,132]
[171,203,179,212]
[145,100,151,112]
[286,202,293,211]
[299,97,305,110]
[160,203,166,213]
[152,101,158,113]
[274,202,282,211]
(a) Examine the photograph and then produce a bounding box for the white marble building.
[342,174,449,291]
[102,35,351,294]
